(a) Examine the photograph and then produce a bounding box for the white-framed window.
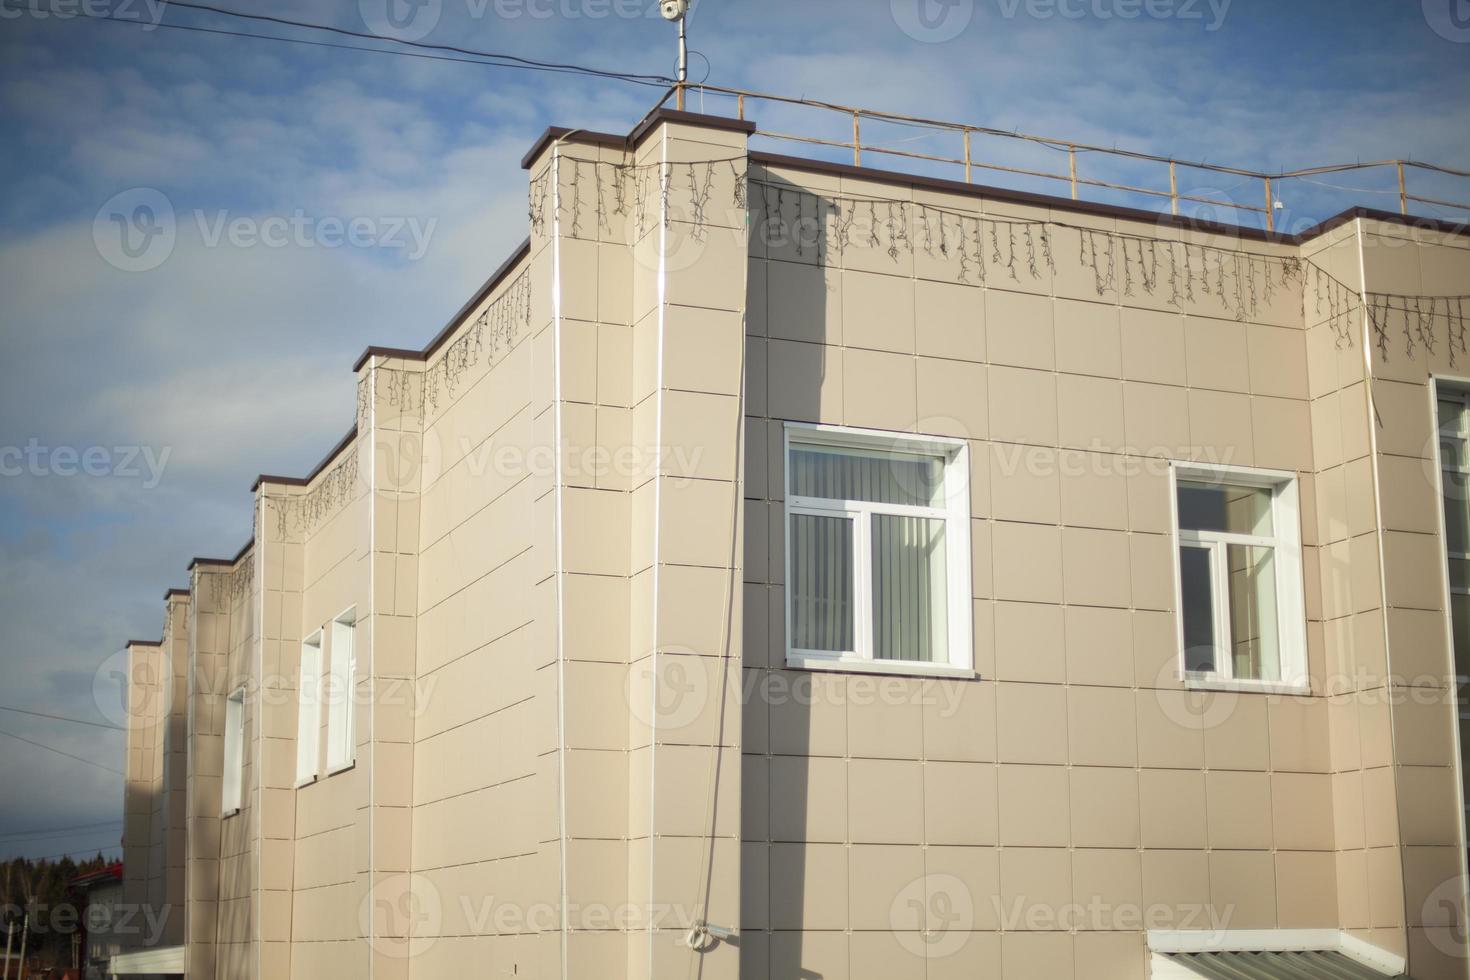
[295,631,322,786]
[1169,461,1306,690]
[325,608,357,773]
[783,423,973,676]
[221,686,245,815]
[1435,385,1470,846]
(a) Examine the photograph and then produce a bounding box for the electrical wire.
[0,827,124,846]
[0,705,123,732]
[0,727,123,776]
[0,821,123,842]
[61,12,665,87]
[0,0,674,86]
[0,841,122,862]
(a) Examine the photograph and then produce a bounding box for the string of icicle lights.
[529,156,1470,364]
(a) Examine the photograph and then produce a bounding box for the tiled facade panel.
[114,113,1470,980]
[1359,226,1470,978]
[741,163,1342,980]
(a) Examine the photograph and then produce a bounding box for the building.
[109,102,1470,979]
[70,862,125,980]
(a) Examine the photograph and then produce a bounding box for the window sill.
[786,653,976,680]
[221,808,241,820]
[325,761,356,778]
[294,775,318,789]
[1184,676,1310,695]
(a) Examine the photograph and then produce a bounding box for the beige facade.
[112,109,1470,979]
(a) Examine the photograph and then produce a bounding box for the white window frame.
[783,422,973,678]
[221,686,245,816]
[1431,380,1470,851]
[295,631,323,787]
[325,607,357,774]
[1168,460,1308,693]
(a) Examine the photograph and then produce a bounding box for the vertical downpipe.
[550,143,571,980]
[648,126,671,980]
[367,364,377,980]
[1356,219,1416,954]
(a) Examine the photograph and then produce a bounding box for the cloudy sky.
[0,0,1466,862]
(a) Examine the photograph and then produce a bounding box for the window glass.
[790,447,943,507]
[871,514,947,663]
[790,513,854,653]
[1177,481,1273,536]
[1179,545,1216,673]
[1227,543,1280,682]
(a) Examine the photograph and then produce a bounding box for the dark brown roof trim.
[164,588,189,599]
[352,237,532,373]
[627,108,756,148]
[191,536,254,571]
[125,639,162,647]
[520,111,755,172]
[751,151,1470,246]
[520,126,630,170]
[1292,205,1468,243]
[251,424,356,493]
[751,150,1295,245]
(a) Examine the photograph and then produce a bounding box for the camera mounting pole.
[676,14,687,109]
[659,0,691,109]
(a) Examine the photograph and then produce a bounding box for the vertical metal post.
[963,130,972,183]
[675,15,687,111]
[1068,146,1078,200]
[1398,162,1408,214]
[852,112,861,166]
[1264,176,1274,232]
[1169,161,1179,216]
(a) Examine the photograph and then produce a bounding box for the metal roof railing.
[660,84,1470,232]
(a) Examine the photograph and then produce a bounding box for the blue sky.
[0,0,1466,861]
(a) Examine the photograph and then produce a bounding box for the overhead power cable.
[0,727,123,776]
[0,0,673,87]
[0,705,123,731]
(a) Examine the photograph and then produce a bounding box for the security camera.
[659,0,689,21]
